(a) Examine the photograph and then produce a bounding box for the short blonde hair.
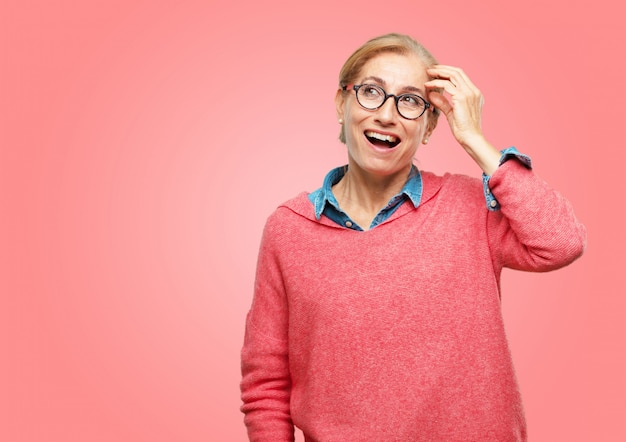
[338,33,441,143]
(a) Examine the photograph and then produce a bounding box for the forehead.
[358,52,429,88]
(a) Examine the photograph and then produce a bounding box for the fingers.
[423,64,485,146]
[426,65,476,91]
[424,78,458,97]
[427,91,452,115]
[425,65,483,108]
[426,66,482,100]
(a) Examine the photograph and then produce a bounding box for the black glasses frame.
[342,84,431,120]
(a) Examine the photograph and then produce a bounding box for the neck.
[332,163,412,229]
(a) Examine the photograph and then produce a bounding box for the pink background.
[1,1,624,441]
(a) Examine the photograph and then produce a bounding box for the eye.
[399,94,425,109]
[361,85,383,98]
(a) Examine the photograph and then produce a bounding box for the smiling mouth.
[365,130,400,148]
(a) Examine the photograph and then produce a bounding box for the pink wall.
[1,1,624,440]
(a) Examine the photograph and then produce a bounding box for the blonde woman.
[241,33,586,441]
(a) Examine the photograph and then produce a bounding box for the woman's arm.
[425,65,585,269]
[240,218,294,441]
[485,159,586,271]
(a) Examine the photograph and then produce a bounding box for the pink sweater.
[241,161,586,441]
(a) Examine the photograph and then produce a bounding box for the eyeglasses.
[342,83,431,120]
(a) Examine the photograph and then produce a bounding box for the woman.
[240,33,586,441]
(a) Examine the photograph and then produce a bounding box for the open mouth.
[365,130,400,149]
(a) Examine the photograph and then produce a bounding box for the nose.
[376,95,398,123]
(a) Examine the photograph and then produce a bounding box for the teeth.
[365,131,398,143]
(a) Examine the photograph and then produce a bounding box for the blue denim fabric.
[483,147,532,211]
[309,147,532,229]
[308,165,422,231]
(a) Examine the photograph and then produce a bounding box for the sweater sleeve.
[486,159,587,272]
[240,213,295,442]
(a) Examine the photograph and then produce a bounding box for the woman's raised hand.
[425,65,500,175]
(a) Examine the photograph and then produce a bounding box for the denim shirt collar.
[310,165,423,220]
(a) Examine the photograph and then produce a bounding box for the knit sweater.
[240,160,586,442]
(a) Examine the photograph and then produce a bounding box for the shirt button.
[490,200,498,208]
[345,221,353,228]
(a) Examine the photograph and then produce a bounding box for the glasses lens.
[397,95,427,119]
[353,84,428,119]
[355,84,385,109]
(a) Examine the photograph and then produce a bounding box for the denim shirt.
[308,147,531,231]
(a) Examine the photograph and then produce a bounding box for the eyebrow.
[361,76,425,96]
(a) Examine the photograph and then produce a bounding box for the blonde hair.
[338,33,441,143]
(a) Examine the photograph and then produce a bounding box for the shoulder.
[259,192,331,258]
[420,170,483,205]
[278,192,315,215]
[263,192,316,233]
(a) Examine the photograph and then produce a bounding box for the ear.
[423,110,438,143]
[335,89,345,121]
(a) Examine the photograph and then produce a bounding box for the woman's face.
[335,52,435,179]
